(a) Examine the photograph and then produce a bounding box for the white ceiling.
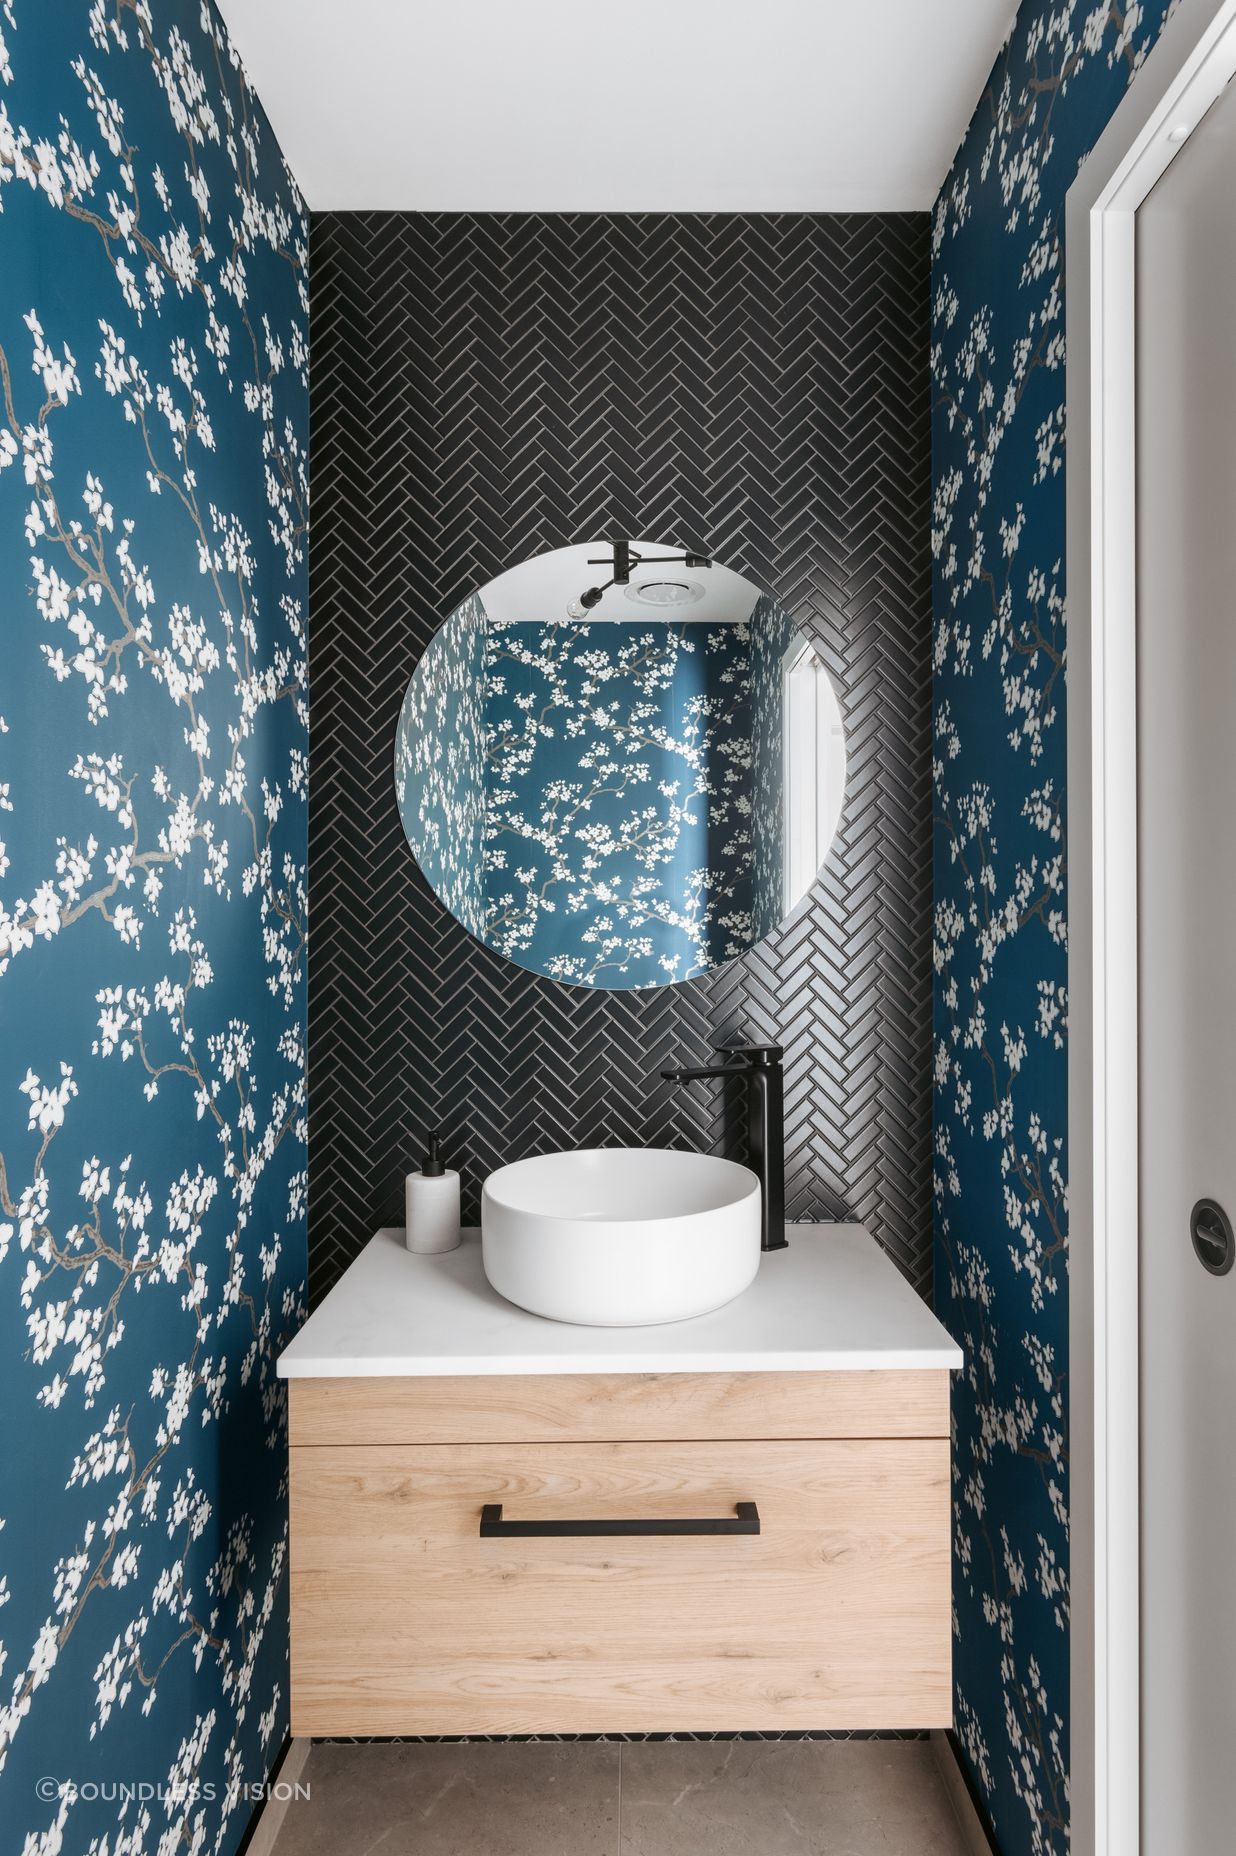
[215,0,1016,213]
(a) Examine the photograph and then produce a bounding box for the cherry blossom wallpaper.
[394,592,489,942]
[932,2,1174,1850]
[0,3,308,1852]
[396,600,803,990]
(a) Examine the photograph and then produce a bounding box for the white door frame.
[1067,2,1236,1851]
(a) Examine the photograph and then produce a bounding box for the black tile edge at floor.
[233,1733,311,1856]
[316,1729,929,1745]
[931,1730,1000,1854]
[232,1733,291,1856]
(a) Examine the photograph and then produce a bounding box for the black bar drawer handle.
[478,1501,760,1539]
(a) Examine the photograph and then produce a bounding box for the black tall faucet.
[660,1043,787,1252]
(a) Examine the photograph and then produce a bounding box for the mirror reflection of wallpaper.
[394,593,488,938]
[486,617,755,985]
[397,603,796,988]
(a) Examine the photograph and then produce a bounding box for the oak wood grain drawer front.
[288,1369,950,1447]
[289,1439,952,1737]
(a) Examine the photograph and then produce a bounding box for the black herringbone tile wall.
[309,212,932,1307]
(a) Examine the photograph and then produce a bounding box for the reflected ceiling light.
[624,579,706,607]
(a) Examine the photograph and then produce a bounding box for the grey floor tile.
[618,1741,970,1855]
[270,1739,620,1856]
[268,1738,970,1856]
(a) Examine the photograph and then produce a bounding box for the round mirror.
[395,542,846,990]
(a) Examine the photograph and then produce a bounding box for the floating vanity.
[279,1223,961,1738]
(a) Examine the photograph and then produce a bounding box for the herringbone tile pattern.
[309,212,932,1305]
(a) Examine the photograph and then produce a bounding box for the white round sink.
[480,1148,761,1327]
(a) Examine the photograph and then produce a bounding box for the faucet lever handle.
[714,1040,783,1064]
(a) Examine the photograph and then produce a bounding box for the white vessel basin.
[480,1148,762,1327]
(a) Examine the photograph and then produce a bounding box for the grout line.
[617,1740,622,1853]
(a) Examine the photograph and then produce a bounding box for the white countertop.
[277,1224,962,1378]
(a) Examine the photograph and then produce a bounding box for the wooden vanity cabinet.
[287,1369,952,1737]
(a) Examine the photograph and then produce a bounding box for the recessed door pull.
[1191,1198,1235,1276]
[478,1501,760,1538]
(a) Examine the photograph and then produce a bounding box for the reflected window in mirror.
[782,638,846,916]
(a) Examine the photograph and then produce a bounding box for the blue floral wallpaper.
[932,2,1174,1849]
[394,592,489,940]
[397,599,806,990]
[484,617,758,987]
[0,4,308,1853]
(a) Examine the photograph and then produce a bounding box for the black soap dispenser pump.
[404,1128,461,1255]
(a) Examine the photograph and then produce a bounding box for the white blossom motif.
[932,4,1175,1851]
[0,4,307,1851]
[395,590,808,989]
[393,593,489,941]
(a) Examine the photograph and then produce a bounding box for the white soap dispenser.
[404,1129,461,1254]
